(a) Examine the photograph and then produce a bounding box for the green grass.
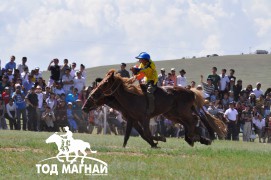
[1,131,271,179]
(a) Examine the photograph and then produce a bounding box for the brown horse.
[85,70,227,147]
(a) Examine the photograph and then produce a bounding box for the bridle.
[96,77,122,96]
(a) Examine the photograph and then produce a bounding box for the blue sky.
[1,0,271,71]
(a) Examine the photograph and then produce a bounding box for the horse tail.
[190,88,205,109]
[203,111,228,138]
[86,142,97,153]
[190,88,227,139]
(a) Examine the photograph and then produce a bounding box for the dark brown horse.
[84,70,227,147]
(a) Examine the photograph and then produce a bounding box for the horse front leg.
[142,117,158,148]
[123,119,132,148]
[133,122,157,147]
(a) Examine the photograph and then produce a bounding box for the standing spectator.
[21,67,29,84]
[17,57,28,74]
[62,68,74,94]
[66,102,77,132]
[70,62,77,78]
[169,68,177,86]
[73,99,88,133]
[5,55,16,72]
[54,100,68,132]
[219,69,230,97]
[35,86,44,131]
[190,81,196,89]
[157,68,167,87]
[228,69,236,83]
[60,59,70,80]
[23,74,35,93]
[228,78,236,93]
[241,105,253,142]
[94,107,104,134]
[264,88,271,98]
[80,64,87,79]
[224,101,239,141]
[207,67,220,90]
[200,75,215,98]
[253,114,265,143]
[2,87,11,105]
[117,63,130,78]
[12,84,27,130]
[7,69,14,82]
[34,67,42,82]
[221,93,230,110]
[256,95,265,115]
[263,93,271,117]
[5,99,16,130]
[73,71,86,92]
[47,58,60,87]
[177,69,187,87]
[234,79,243,101]
[25,87,38,131]
[253,82,264,98]
[0,99,7,129]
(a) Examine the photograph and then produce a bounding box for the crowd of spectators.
[0,56,271,143]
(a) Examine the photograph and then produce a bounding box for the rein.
[98,78,122,96]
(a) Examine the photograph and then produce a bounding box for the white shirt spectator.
[253,88,263,98]
[6,103,16,118]
[224,108,238,121]
[74,76,86,92]
[62,74,74,94]
[220,74,230,91]
[17,64,28,74]
[253,117,265,129]
[36,92,44,109]
[177,75,187,87]
[54,88,65,96]
[70,69,77,78]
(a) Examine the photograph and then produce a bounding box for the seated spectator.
[41,106,56,132]
[34,77,46,91]
[65,88,79,104]
[248,93,257,107]
[7,69,14,82]
[2,87,11,105]
[5,99,16,130]
[256,95,265,115]
[54,100,68,132]
[210,89,220,102]
[21,67,29,84]
[66,102,77,132]
[46,92,57,111]
[54,81,65,96]
[241,105,253,142]
[207,101,219,116]
[228,91,235,102]
[200,75,215,98]
[221,93,230,110]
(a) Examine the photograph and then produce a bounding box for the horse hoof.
[200,137,212,145]
[161,136,167,142]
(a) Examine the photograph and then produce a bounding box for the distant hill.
[42,54,271,91]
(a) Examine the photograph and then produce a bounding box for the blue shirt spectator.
[5,55,16,72]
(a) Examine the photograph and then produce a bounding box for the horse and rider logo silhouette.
[45,126,97,164]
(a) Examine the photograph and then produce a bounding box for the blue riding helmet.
[135,52,150,61]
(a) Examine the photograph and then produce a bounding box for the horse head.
[90,70,119,102]
[82,95,106,113]
[45,132,61,144]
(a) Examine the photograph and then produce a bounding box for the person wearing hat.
[177,69,187,87]
[253,82,263,98]
[224,101,238,140]
[128,52,158,115]
[117,63,130,78]
[25,86,38,131]
[17,57,28,74]
[62,67,74,94]
[157,68,167,87]
[200,75,215,98]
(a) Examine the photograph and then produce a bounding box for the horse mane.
[107,69,143,95]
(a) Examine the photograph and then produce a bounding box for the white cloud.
[0,0,271,71]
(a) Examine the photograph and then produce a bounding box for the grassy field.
[1,131,271,179]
